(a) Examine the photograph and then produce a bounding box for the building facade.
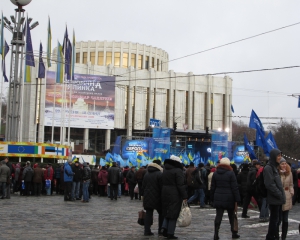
[21,40,233,154]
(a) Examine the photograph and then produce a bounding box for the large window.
[83,52,88,64]
[138,55,143,69]
[106,52,112,65]
[114,52,120,67]
[98,51,104,65]
[157,59,159,71]
[76,53,80,63]
[145,56,149,69]
[131,53,136,68]
[123,53,128,68]
[90,52,95,65]
[152,57,155,68]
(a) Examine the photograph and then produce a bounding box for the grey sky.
[2,0,300,128]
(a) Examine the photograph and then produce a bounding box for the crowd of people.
[0,149,300,239]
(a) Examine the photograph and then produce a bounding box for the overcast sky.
[2,0,300,129]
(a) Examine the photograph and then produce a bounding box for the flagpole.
[67,81,72,144]
[0,37,5,136]
[51,83,56,143]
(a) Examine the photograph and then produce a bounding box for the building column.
[206,75,212,131]
[105,129,111,150]
[84,128,89,151]
[188,72,194,130]
[127,67,133,138]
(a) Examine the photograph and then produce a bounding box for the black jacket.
[161,160,187,219]
[237,168,249,197]
[82,164,91,181]
[72,165,83,182]
[126,170,136,185]
[22,166,34,182]
[142,163,163,210]
[264,148,285,205]
[211,164,240,209]
[191,168,205,189]
[108,166,121,184]
[246,165,257,191]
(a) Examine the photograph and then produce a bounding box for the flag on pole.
[56,41,64,83]
[65,39,72,80]
[298,96,300,108]
[38,42,45,78]
[249,109,264,133]
[243,133,257,160]
[24,18,35,83]
[265,131,278,153]
[2,40,9,82]
[231,104,234,113]
[62,26,68,54]
[0,12,3,56]
[47,17,52,67]
[71,29,75,80]
[255,126,268,155]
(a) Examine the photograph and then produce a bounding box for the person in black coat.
[161,155,187,239]
[211,158,241,240]
[237,163,249,206]
[142,161,163,236]
[126,166,137,200]
[107,162,121,200]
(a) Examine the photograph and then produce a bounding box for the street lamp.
[2,0,38,141]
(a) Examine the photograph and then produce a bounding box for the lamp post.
[2,0,38,141]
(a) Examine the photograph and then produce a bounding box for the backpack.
[191,169,203,189]
[255,168,267,198]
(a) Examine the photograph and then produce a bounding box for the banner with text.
[149,128,171,161]
[211,131,228,163]
[44,71,115,129]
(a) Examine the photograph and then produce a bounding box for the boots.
[281,222,288,240]
[232,232,240,239]
[214,223,220,240]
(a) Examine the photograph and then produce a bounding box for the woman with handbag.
[211,157,241,240]
[161,155,187,239]
[277,158,294,240]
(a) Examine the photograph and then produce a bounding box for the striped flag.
[47,17,52,67]
[24,18,35,83]
[56,41,64,83]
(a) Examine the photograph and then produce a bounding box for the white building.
[22,40,233,154]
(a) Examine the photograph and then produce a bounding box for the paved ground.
[0,194,299,240]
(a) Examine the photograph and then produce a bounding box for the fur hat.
[280,157,286,164]
[220,157,230,166]
[169,155,181,163]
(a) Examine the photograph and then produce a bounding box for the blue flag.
[265,131,278,153]
[2,41,9,82]
[298,96,300,108]
[62,26,68,54]
[256,126,268,155]
[231,104,234,113]
[249,110,264,133]
[25,19,35,67]
[38,43,45,78]
[65,39,72,80]
[244,133,257,160]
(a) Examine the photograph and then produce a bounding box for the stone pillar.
[84,128,89,151]
[105,129,111,150]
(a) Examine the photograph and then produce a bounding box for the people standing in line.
[264,149,286,240]
[187,163,206,208]
[98,166,108,197]
[185,162,196,200]
[54,164,61,194]
[81,162,91,203]
[72,161,82,201]
[135,165,146,200]
[4,157,12,198]
[122,166,130,196]
[91,164,100,196]
[126,166,137,200]
[0,160,10,199]
[142,160,163,236]
[118,166,123,198]
[22,161,34,196]
[241,160,261,218]
[63,160,74,201]
[211,157,241,240]
[277,158,294,240]
[161,155,187,239]
[107,162,121,200]
[33,163,44,196]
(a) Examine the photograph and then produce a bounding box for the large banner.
[211,131,228,163]
[44,71,115,129]
[149,128,171,161]
[122,140,149,159]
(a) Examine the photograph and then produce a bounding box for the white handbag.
[177,201,192,227]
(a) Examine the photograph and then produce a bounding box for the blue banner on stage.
[149,128,171,161]
[211,131,228,163]
[121,140,149,159]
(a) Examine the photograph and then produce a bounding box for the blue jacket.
[64,162,74,182]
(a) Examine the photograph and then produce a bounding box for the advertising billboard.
[122,140,149,159]
[211,131,228,163]
[44,71,115,129]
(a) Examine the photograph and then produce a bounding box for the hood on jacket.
[147,163,163,172]
[216,164,233,174]
[83,162,88,167]
[269,148,281,167]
